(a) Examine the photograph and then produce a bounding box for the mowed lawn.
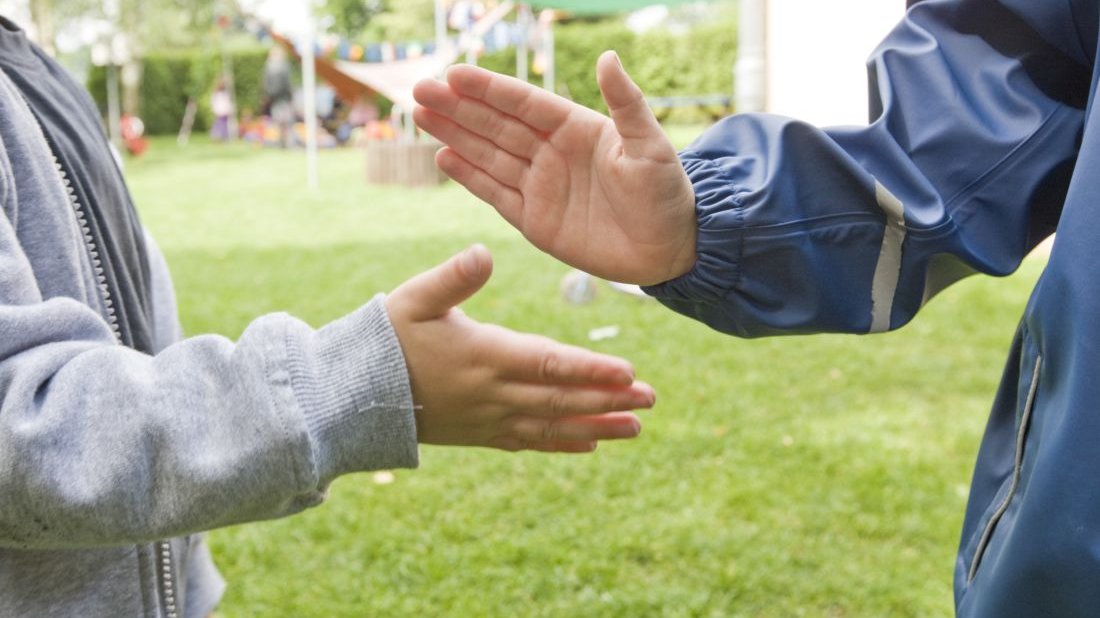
[125,134,1045,617]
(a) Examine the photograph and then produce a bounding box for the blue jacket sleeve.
[643,0,1089,337]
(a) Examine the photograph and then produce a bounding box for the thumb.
[596,50,665,156]
[389,244,493,321]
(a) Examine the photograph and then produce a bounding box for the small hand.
[413,51,697,286]
[385,245,654,453]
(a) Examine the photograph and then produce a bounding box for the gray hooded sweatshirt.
[0,30,418,618]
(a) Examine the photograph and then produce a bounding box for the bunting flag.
[300,26,531,63]
[274,0,536,63]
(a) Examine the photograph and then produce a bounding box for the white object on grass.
[587,325,621,342]
[560,270,596,304]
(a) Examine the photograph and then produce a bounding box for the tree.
[27,0,99,56]
[320,0,385,38]
[114,0,218,53]
[28,0,217,57]
[363,0,436,42]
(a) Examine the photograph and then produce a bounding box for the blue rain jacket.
[644,0,1099,614]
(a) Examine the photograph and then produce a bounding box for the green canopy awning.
[527,1,713,15]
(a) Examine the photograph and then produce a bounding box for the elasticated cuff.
[287,294,418,485]
[642,156,748,303]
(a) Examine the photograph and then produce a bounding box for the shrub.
[89,13,738,134]
[480,16,737,121]
[143,52,200,135]
[89,47,272,136]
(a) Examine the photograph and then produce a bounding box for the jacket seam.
[940,106,1071,215]
[0,135,9,217]
[966,350,1043,583]
[731,191,745,291]
[706,212,883,235]
[1063,0,1090,62]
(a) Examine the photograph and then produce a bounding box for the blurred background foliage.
[69,1,738,134]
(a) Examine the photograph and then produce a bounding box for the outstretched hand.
[413,51,696,286]
[385,245,654,453]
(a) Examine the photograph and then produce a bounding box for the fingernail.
[460,245,482,277]
[630,381,654,401]
[462,246,479,274]
[620,364,636,384]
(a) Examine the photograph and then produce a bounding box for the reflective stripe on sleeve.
[869,181,906,333]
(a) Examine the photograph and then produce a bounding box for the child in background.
[210,77,233,141]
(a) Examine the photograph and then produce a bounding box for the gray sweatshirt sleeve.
[141,230,185,354]
[0,80,418,551]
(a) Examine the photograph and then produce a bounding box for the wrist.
[293,295,420,480]
[664,227,698,283]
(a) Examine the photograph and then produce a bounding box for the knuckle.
[540,420,560,442]
[455,96,473,120]
[506,415,558,445]
[516,93,535,121]
[626,89,648,112]
[546,391,568,416]
[538,349,561,381]
[488,113,509,142]
[490,148,512,174]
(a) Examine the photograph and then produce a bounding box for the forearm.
[0,295,417,549]
[644,1,1084,336]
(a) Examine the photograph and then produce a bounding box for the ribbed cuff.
[287,294,418,485]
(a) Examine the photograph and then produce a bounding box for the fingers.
[443,64,574,133]
[523,442,598,454]
[480,326,637,386]
[493,411,643,452]
[434,148,525,228]
[501,380,656,418]
[388,244,493,321]
[413,78,545,161]
[413,106,530,190]
[595,50,668,159]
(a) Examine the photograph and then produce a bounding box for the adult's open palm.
[413,51,696,286]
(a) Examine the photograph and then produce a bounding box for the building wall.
[765,0,905,126]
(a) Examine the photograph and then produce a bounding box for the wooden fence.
[364,140,447,187]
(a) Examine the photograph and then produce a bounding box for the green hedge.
[89,47,270,136]
[89,17,737,134]
[480,18,737,120]
[229,50,269,119]
[142,52,197,135]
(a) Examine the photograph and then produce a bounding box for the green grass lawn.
[125,134,1045,617]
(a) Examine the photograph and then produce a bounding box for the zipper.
[12,82,179,618]
[52,158,122,338]
[158,540,179,618]
[967,354,1043,583]
[54,156,180,618]
[11,77,123,342]
[7,80,121,340]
